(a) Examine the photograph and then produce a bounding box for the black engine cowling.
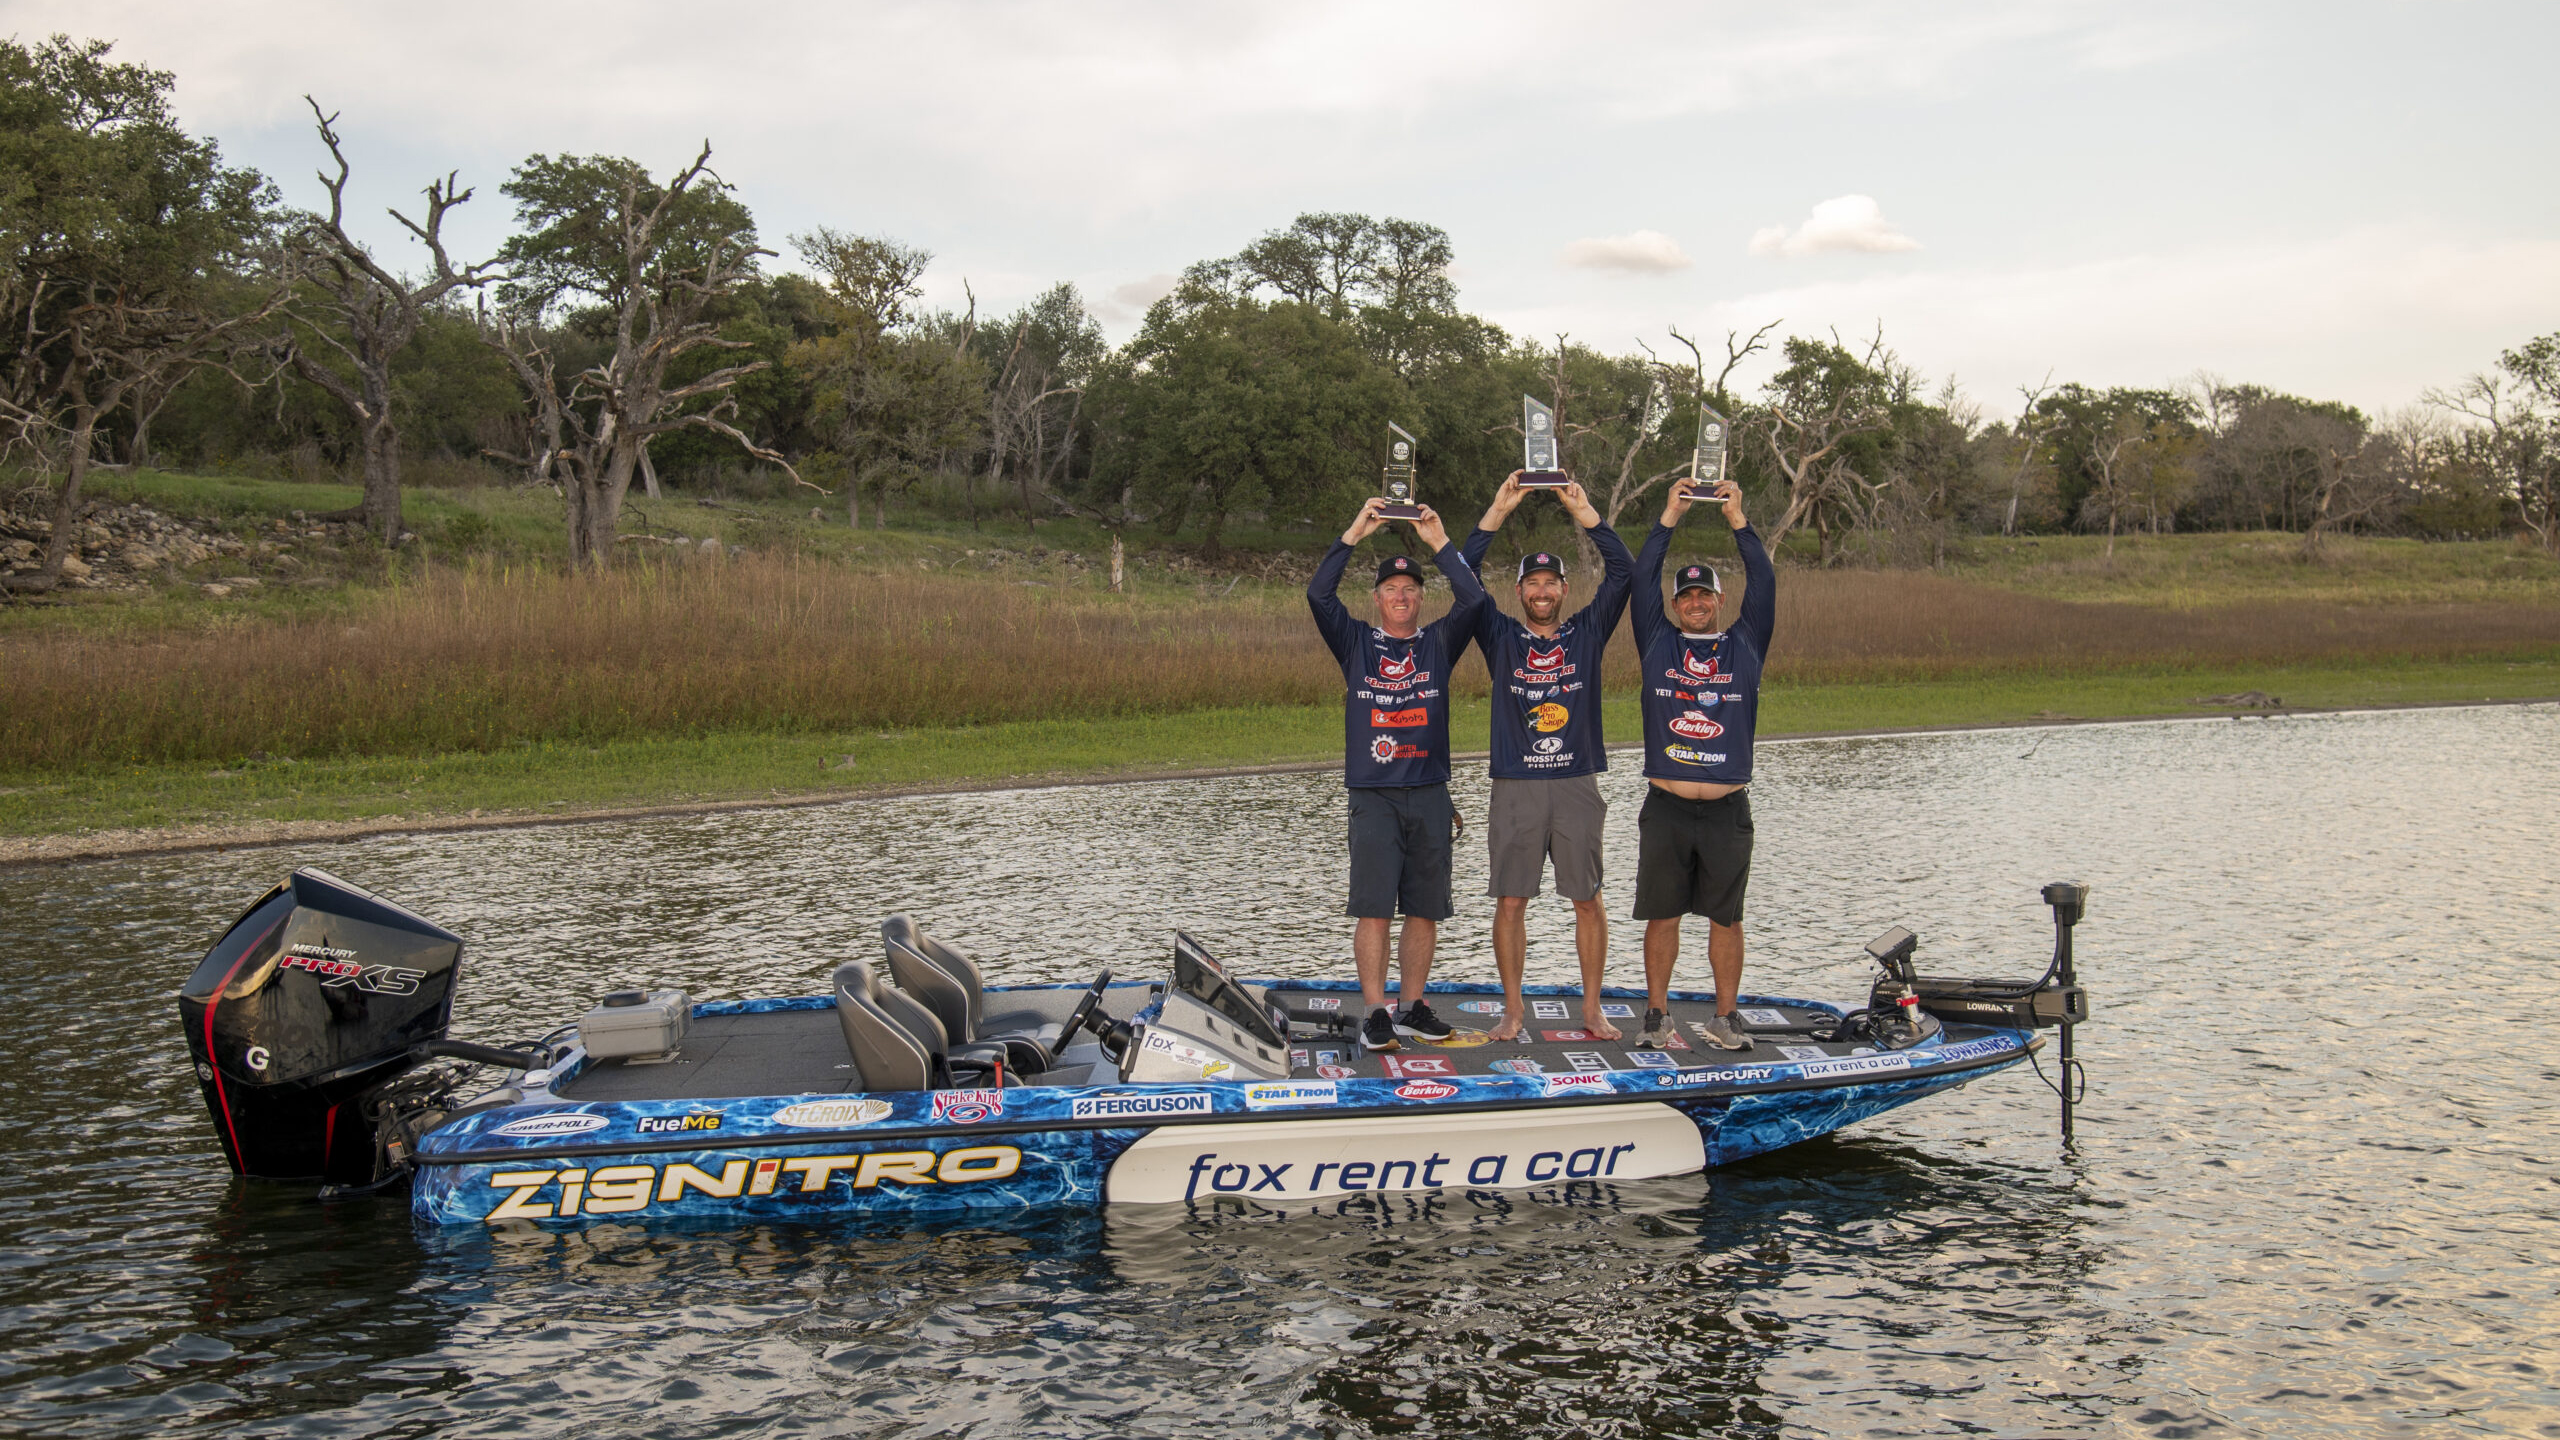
[177,867,464,1183]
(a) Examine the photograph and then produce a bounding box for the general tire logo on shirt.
[1530,703,1570,732]
[1669,712,1724,741]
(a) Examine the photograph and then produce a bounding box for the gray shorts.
[1486,774,1606,901]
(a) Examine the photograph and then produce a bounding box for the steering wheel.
[1057,968,1114,1048]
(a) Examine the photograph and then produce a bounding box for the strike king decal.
[481,1145,1026,1222]
[930,1090,1005,1124]
[278,945,425,996]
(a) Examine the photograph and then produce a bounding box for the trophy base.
[1518,471,1569,489]
[1678,481,1725,502]
[1375,502,1426,520]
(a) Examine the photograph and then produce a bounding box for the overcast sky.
[15,0,2555,415]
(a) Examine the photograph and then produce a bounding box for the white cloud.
[1093,273,1180,322]
[1557,230,1692,274]
[1749,196,1922,258]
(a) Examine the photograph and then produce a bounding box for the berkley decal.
[1370,706,1428,727]
[1669,711,1724,741]
[1243,1080,1337,1110]
[932,1090,1005,1124]
[771,1098,894,1129]
[1393,1080,1459,1101]
[481,1145,1026,1221]
[1071,1091,1214,1120]
[492,1112,610,1139]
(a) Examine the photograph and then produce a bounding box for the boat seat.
[834,960,1016,1091]
[882,915,1064,1071]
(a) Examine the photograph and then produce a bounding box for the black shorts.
[1346,784,1456,921]
[1631,787,1753,925]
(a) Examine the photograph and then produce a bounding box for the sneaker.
[1363,1007,1400,1053]
[1698,1011,1756,1051]
[1637,1007,1672,1049]
[1393,1000,1453,1042]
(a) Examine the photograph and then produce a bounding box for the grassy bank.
[6,652,2552,843]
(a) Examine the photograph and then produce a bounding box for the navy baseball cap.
[1517,551,1566,582]
[1374,553,1424,586]
[1672,563,1723,596]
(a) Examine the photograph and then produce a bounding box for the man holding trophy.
[1627,405,1775,1052]
[1305,427,1489,1053]
[1454,397,1639,1041]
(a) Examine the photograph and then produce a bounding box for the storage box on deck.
[578,989,691,1061]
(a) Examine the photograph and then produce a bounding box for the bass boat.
[178,869,2093,1226]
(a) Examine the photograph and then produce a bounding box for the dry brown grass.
[8,555,2558,770]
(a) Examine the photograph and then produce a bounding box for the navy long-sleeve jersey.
[1458,521,1635,780]
[1306,540,1489,788]
[1631,523,1775,785]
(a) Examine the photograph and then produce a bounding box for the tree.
[493,144,801,565]
[278,99,500,545]
[982,282,1105,526]
[2432,333,2560,554]
[786,228,985,528]
[0,36,284,594]
[1090,294,1400,553]
[1184,212,1500,382]
[1754,332,1895,563]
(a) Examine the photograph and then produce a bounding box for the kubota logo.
[1524,646,1565,672]
[1370,706,1427,728]
[1669,712,1724,741]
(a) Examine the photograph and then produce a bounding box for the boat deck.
[553,986,1901,1103]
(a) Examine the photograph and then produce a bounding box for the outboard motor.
[178,868,470,1184]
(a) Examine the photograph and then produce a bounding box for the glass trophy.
[1377,422,1424,520]
[1683,402,1729,502]
[1520,395,1567,487]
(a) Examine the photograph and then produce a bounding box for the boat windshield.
[1172,933,1285,1049]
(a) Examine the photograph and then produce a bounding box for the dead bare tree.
[1756,327,1894,563]
[281,100,502,545]
[2002,374,2057,535]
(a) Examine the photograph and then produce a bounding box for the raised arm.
[1462,473,1528,577]
[1413,505,1489,652]
[1733,524,1775,654]
[1307,499,1388,663]
[1630,519,1675,651]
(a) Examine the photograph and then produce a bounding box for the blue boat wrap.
[411,983,2036,1226]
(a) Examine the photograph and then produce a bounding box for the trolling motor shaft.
[2042,882,2091,1142]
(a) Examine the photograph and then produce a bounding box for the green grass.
[1943,529,2560,607]
[7,652,2552,842]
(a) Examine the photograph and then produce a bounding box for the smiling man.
[1628,478,1774,1052]
[1459,474,1636,1042]
[1307,497,1489,1053]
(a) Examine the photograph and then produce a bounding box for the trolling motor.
[1843,884,2095,1135]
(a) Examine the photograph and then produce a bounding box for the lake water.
[2,704,2554,1438]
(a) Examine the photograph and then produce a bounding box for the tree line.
[5,34,2555,594]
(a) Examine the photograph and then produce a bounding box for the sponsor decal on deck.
[1315,1064,1359,1079]
[1738,1007,1789,1027]
[1422,1029,1492,1047]
[1244,1080,1339,1110]
[1624,1051,1677,1069]
[1314,1049,1342,1066]
[492,1112,609,1139]
[1599,1003,1636,1019]
[1393,1080,1459,1101]
[1306,997,1344,1011]
[1542,1029,1606,1043]
[1454,1000,1506,1015]
[1777,1044,1828,1061]
[636,1111,724,1134]
[1489,1058,1545,1076]
[1925,1037,2021,1064]
[1381,1054,1454,1078]
[1564,1051,1608,1072]
[1530,999,1569,1020]
[931,1090,1005,1124]
[1071,1091,1214,1120]
[1541,1073,1616,1097]
[1290,1048,1310,1069]
[771,1098,894,1129]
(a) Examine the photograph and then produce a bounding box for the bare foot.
[1581,1009,1623,1041]
[1487,1011,1524,1042]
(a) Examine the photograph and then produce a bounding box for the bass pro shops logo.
[1668,711,1724,741]
[1529,702,1570,733]
[278,945,424,996]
